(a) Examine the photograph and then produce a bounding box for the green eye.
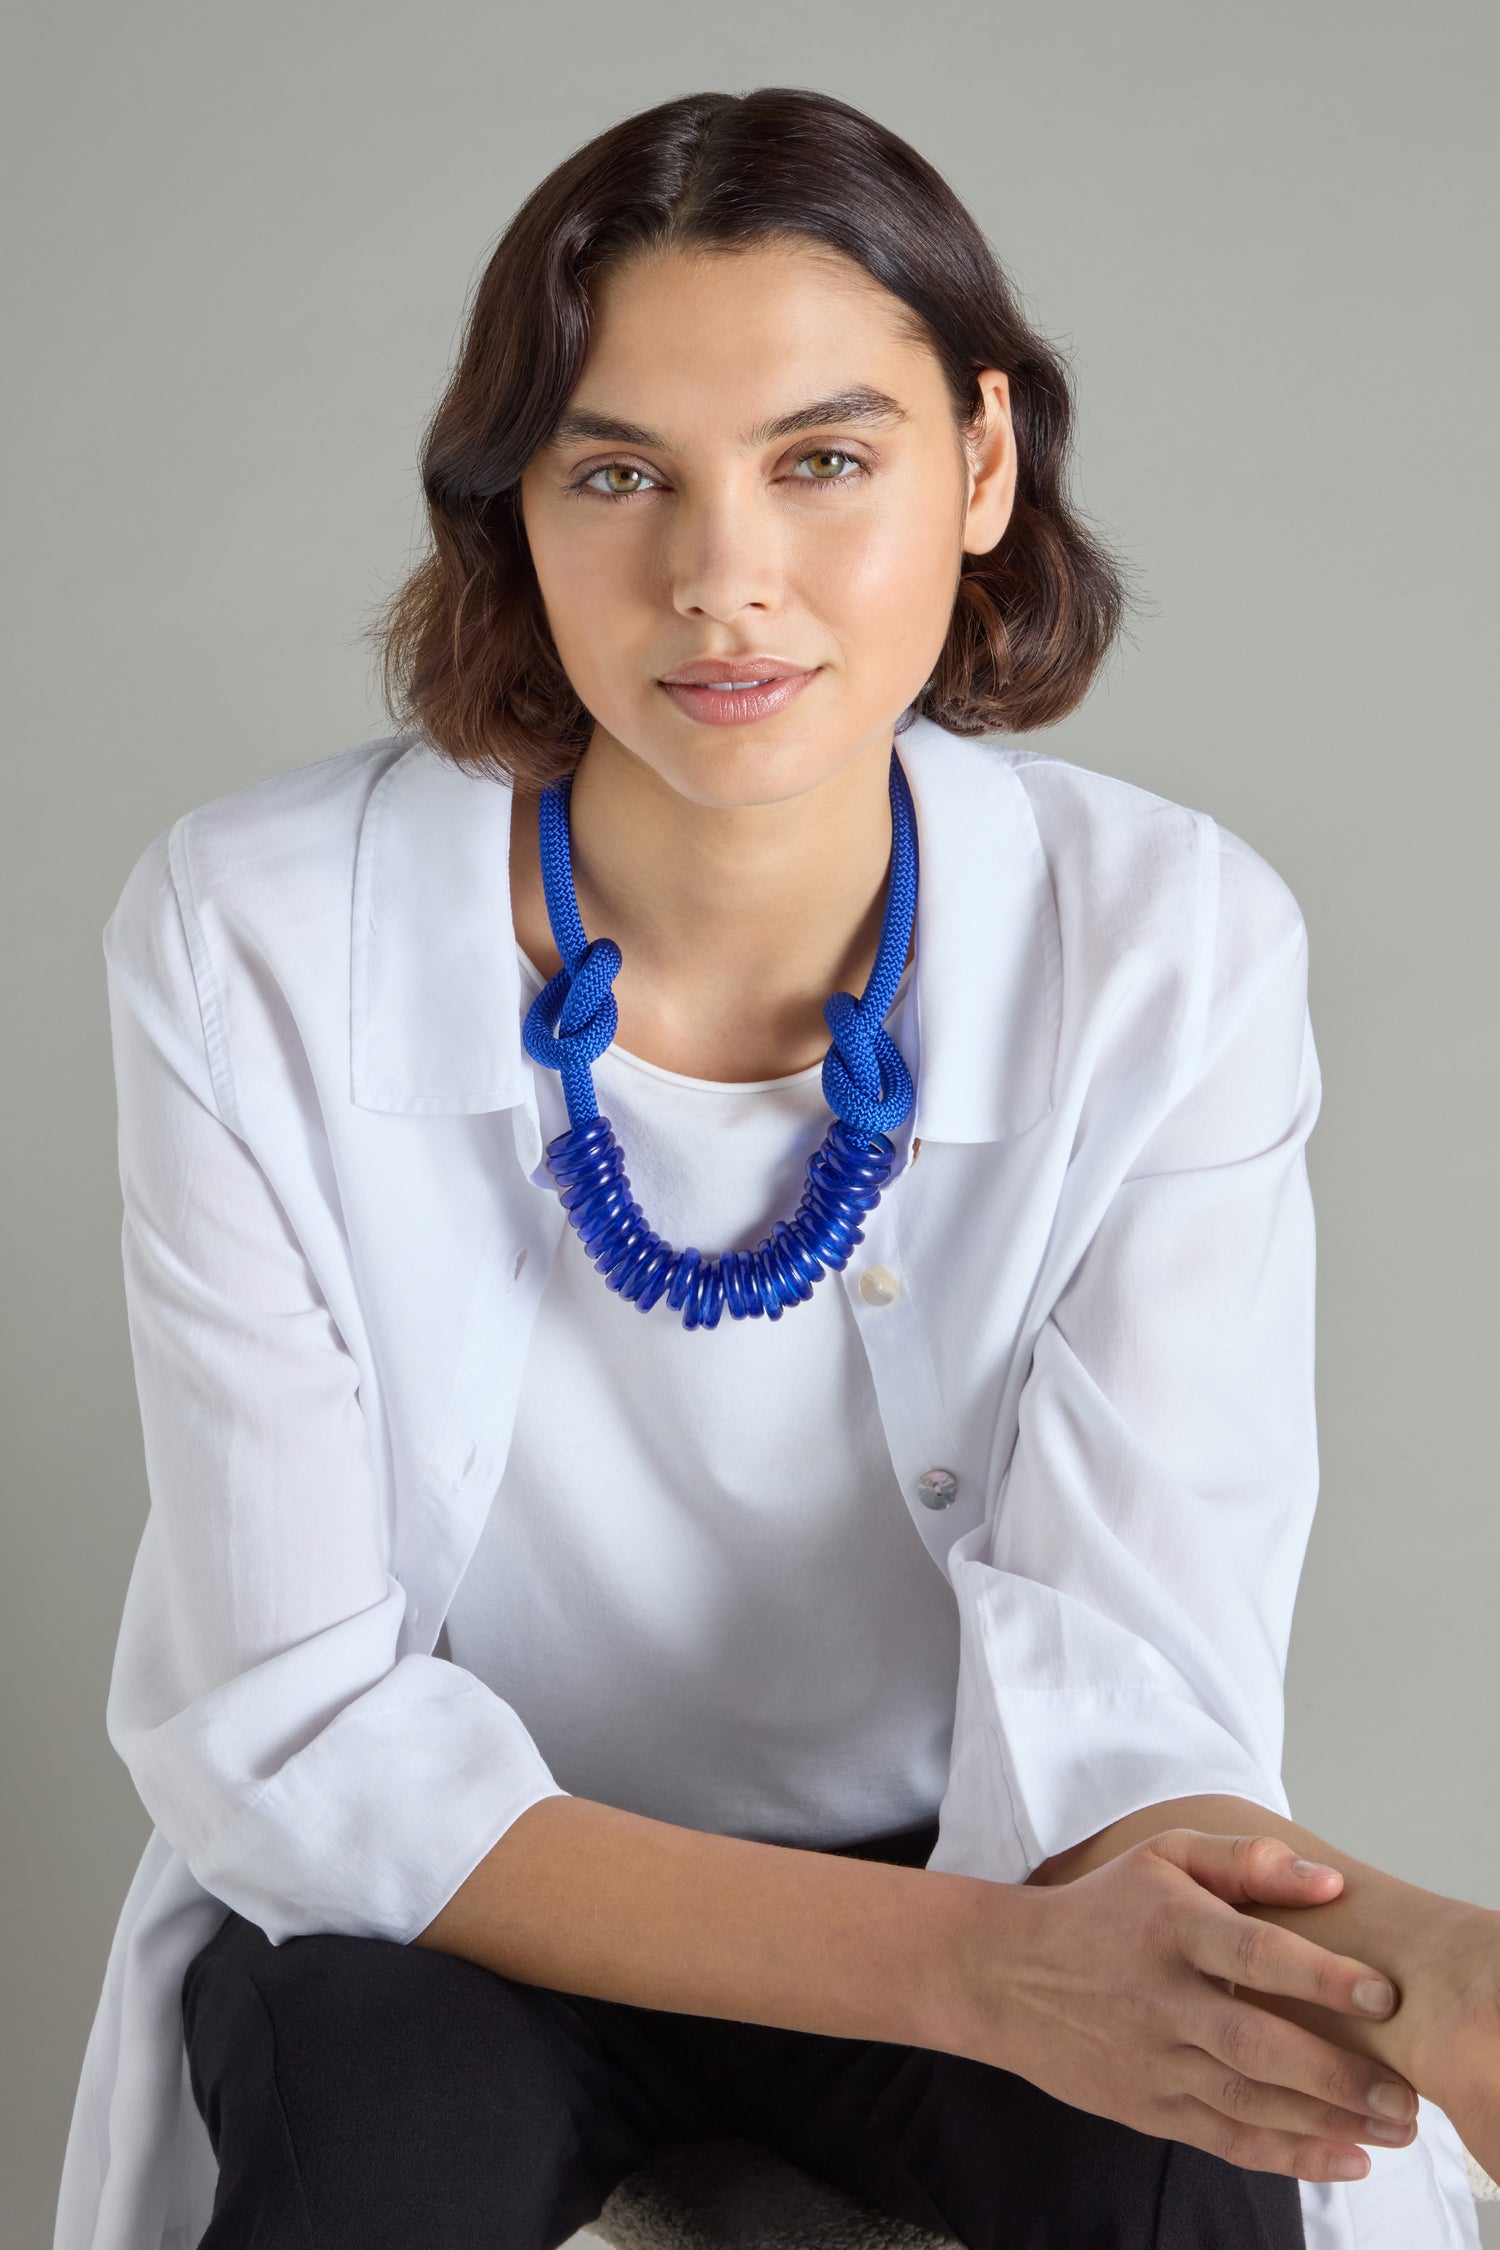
[798,449,856,479]
[591,464,648,496]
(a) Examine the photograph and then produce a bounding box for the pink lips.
[658,657,819,727]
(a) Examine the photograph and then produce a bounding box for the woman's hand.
[1227,1853,1500,2188]
[935,1828,1422,2184]
[1371,1897,1500,2188]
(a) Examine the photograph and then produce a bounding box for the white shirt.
[444,946,963,1846]
[54,716,1480,2250]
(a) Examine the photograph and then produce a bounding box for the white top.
[54,718,1480,2250]
[444,946,961,1847]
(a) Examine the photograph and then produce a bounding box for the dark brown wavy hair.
[366,87,1137,791]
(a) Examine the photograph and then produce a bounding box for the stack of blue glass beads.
[542,1110,901,1329]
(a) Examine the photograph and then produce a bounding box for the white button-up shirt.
[54,716,1479,2250]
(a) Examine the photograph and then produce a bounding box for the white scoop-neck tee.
[442,942,961,1849]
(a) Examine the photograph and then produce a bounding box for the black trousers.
[181,1815,1305,2250]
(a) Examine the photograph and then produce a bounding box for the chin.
[674,739,865,812]
[595,715,825,802]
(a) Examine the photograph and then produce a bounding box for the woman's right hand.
[935,1828,1422,2184]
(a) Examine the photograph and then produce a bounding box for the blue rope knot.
[820,988,915,1136]
[521,936,623,1114]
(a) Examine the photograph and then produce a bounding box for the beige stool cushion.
[580,2127,1500,2244]
[1464,2145,1500,2203]
[585,2135,962,2250]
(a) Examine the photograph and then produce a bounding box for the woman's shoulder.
[909,719,1302,948]
[100,736,423,1139]
[120,732,407,904]
[995,740,1307,977]
[908,728,1312,1110]
[103,733,414,973]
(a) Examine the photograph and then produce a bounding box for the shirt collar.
[350,713,1060,1153]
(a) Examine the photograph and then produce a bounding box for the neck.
[509,725,909,1083]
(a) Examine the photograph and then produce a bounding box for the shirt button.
[914,1467,959,1511]
[858,1263,902,1307]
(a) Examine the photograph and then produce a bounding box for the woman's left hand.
[1253,1892,1500,2184]
[1029,1792,1500,2186]
[1393,1901,1500,2187]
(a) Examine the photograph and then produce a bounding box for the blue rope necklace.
[520,748,919,1331]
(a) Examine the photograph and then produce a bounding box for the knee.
[186,1907,588,2125]
[184,1912,396,2068]
[219,1915,439,2041]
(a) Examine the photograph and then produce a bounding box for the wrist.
[1387,1894,1500,2083]
[911,1866,1047,2066]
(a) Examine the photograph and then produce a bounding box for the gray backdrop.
[4,3,1495,2243]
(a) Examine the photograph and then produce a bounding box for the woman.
[55,86,1495,2250]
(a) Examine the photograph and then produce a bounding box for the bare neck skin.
[508,724,911,1084]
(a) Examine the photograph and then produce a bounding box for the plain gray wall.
[4,3,1495,2242]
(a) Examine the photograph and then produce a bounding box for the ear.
[961,369,1017,557]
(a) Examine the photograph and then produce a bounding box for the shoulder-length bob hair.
[369,87,1135,791]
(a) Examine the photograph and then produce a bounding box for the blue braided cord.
[534,773,589,964]
[520,750,919,1329]
[519,777,618,1121]
[818,750,917,1135]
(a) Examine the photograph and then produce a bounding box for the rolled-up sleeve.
[101,824,568,1946]
[941,823,1321,1881]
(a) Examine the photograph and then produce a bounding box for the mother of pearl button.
[857,1264,901,1307]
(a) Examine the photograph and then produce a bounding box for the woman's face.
[518,239,1015,810]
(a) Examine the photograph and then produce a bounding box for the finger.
[1192,1990,1418,2127]
[1179,2044,1420,2150]
[1147,1830,1346,1909]
[1180,1893,1402,2023]
[1172,2093,1375,2185]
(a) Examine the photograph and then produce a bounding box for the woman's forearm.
[413,1789,1453,2069]
[1025,1792,1486,2083]
[413,1792,990,2050]
[413,1787,1500,2182]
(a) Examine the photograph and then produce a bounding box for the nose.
[667,477,783,624]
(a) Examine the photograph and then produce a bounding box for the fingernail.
[1365,2119,1412,2144]
[1291,1858,1337,1878]
[1366,2081,1411,2119]
[1354,1978,1396,2016]
[1329,2152,1370,2179]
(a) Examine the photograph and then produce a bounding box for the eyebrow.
[548,385,910,451]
